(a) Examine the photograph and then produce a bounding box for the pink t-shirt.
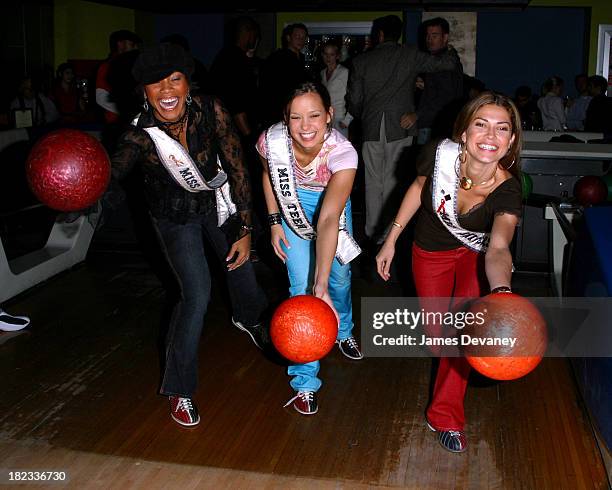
[256,127,358,191]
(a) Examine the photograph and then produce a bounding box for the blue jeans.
[282,188,355,392]
[154,212,267,397]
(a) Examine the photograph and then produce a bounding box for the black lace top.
[111,94,252,242]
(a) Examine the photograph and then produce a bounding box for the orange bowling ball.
[270,295,338,363]
[463,293,547,381]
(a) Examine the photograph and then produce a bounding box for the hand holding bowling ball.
[270,295,338,364]
[573,175,608,207]
[26,129,111,212]
[462,292,547,381]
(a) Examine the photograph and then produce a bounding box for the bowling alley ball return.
[0,129,107,303]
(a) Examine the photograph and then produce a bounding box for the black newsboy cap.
[132,43,195,85]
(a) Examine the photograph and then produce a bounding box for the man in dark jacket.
[415,17,464,144]
[347,15,460,243]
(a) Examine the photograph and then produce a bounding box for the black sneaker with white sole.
[0,309,30,332]
[336,336,363,360]
[232,317,269,350]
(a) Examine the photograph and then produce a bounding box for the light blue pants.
[282,187,355,393]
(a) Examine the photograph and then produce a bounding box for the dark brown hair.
[283,81,332,123]
[452,91,523,179]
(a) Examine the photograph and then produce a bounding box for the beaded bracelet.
[268,213,282,226]
[491,286,512,294]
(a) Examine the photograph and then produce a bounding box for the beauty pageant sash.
[265,122,360,265]
[432,139,489,253]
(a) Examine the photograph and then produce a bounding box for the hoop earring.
[502,158,516,170]
[186,92,192,106]
[143,98,149,111]
[459,141,467,164]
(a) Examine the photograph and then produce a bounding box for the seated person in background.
[49,63,87,124]
[10,75,59,127]
[537,76,566,131]
[584,75,612,135]
[566,73,591,131]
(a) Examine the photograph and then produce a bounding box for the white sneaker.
[0,309,30,332]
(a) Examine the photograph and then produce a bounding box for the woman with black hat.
[111,43,268,427]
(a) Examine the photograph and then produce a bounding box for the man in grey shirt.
[347,15,460,243]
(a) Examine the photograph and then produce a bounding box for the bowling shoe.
[232,317,269,350]
[169,396,200,427]
[426,420,467,453]
[336,336,363,360]
[284,391,318,415]
[0,309,30,332]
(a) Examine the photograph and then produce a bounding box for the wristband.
[268,213,282,226]
[392,221,403,229]
[241,224,253,233]
[491,286,512,294]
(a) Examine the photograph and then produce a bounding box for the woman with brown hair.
[376,92,524,452]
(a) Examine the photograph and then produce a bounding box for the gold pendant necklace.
[460,171,496,191]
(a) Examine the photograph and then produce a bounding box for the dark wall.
[476,7,588,98]
[1,2,54,111]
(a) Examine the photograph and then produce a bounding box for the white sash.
[432,139,489,253]
[265,122,360,265]
[133,114,236,226]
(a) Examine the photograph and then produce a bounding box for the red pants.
[412,244,486,431]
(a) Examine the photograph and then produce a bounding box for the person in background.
[513,85,541,131]
[320,40,352,138]
[537,76,566,131]
[376,92,523,453]
[49,63,87,124]
[96,29,141,124]
[566,74,591,131]
[259,81,363,415]
[10,75,59,127]
[210,17,265,260]
[585,75,612,135]
[415,17,463,144]
[260,23,311,128]
[347,14,461,246]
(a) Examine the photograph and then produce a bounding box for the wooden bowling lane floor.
[0,252,609,489]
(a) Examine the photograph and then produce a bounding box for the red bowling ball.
[270,295,338,364]
[26,129,111,212]
[573,175,608,207]
[462,293,547,381]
